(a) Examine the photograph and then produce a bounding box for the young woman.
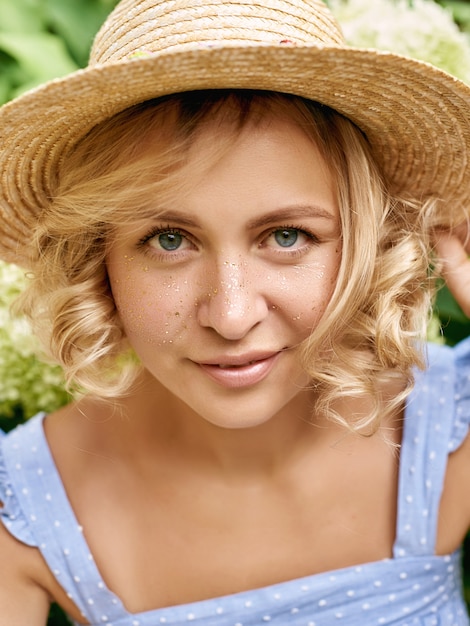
[1,1,470,624]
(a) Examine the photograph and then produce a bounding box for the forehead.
[185,113,333,191]
[57,91,349,237]
[62,92,338,207]
[145,94,334,182]
[100,91,328,156]
[110,117,339,245]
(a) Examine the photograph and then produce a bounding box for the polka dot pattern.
[1,336,470,625]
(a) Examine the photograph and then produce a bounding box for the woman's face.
[107,115,342,429]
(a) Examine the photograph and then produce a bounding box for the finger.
[434,232,470,317]
[452,221,470,254]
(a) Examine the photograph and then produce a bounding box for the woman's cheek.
[274,261,336,327]
[110,266,193,346]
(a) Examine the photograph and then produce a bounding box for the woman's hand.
[434,222,470,318]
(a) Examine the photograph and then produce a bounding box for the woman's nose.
[196,259,269,340]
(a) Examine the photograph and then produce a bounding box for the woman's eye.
[145,229,191,253]
[273,228,300,248]
[261,226,318,257]
[155,231,183,251]
[267,227,314,251]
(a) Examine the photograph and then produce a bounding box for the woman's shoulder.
[420,337,470,452]
[0,409,90,624]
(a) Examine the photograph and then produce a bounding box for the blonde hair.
[16,90,447,430]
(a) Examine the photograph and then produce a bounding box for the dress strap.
[449,336,470,453]
[394,342,456,558]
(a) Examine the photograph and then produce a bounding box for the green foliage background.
[0,0,118,104]
[0,0,469,624]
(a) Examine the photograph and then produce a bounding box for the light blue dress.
[1,339,470,625]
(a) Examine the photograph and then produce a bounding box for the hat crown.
[90,0,344,65]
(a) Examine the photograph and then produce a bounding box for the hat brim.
[1,43,469,266]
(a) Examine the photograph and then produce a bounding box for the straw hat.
[1,0,470,267]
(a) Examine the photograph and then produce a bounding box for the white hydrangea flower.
[0,260,69,420]
[330,0,470,83]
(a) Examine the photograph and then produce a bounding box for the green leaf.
[0,73,11,105]
[47,603,72,626]
[0,32,78,89]
[439,1,470,30]
[435,284,470,324]
[0,49,16,83]
[0,49,31,102]
[0,0,46,34]
[44,0,118,67]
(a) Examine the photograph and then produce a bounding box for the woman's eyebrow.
[144,210,200,227]
[140,205,335,229]
[246,205,336,229]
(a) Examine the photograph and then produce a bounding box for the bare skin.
[1,122,470,625]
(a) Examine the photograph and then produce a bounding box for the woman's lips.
[196,352,281,388]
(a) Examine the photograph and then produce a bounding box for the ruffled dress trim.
[0,420,40,547]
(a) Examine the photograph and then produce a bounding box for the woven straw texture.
[1,0,470,267]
